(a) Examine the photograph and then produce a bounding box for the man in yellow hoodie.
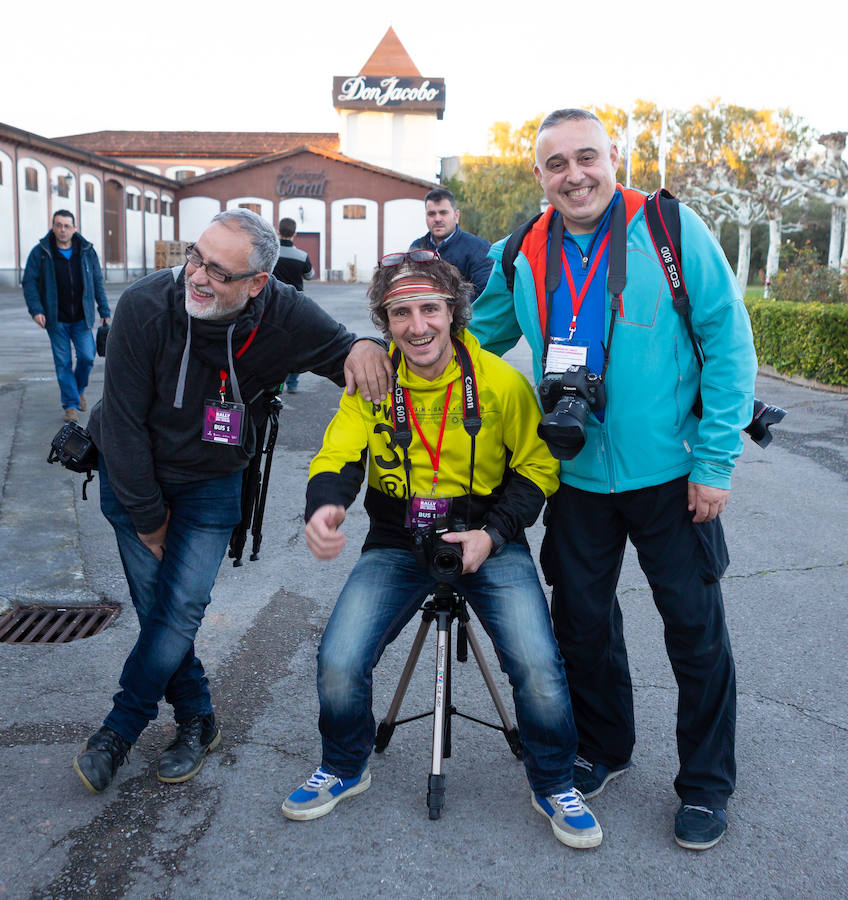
[282,252,602,849]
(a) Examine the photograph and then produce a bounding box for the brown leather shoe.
[63,408,79,422]
[79,394,87,411]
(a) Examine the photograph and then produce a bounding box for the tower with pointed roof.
[333,27,445,182]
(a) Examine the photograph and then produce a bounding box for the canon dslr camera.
[537,365,606,460]
[411,519,464,581]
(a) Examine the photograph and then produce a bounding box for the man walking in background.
[22,210,111,421]
[273,216,316,393]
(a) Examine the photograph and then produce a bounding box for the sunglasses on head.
[378,249,440,268]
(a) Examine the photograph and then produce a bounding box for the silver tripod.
[374,582,522,819]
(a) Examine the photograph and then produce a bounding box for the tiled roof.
[53,131,340,158]
[359,27,420,76]
[182,145,436,190]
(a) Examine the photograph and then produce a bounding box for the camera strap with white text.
[390,337,481,527]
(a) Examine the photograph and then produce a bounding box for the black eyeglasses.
[378,249,440,268]
[185,244,260,283]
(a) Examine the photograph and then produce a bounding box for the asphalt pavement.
[0,279,846,899]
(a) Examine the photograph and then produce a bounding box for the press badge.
[407,496,452,531]
[545,337,589,373]
[202,399,245,446]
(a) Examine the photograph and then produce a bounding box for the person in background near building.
[282,252,602,849]
[273,216,316,393]
[72,209,392,796]
[410,188,493,300]
[22,210,111,422]
[470,109,758,851]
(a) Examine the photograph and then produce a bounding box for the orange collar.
[522,186,643,336]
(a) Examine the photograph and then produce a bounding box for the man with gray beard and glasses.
[73,209,393,795]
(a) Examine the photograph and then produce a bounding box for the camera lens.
[432,543,463,578]
[537,396,589,460]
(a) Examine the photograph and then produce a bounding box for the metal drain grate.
[0,605,120,644]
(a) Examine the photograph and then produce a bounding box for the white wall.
[0,150,14,268]
[144,191,160,268]
[17,157,48,261]
[125,187,143,269]
[226,196,274,225]
[165,164,206,179]
[392,114,438,182]
[279,197,326,276]
[50,165,77,223]
[341,110,438,182]
[330,197,378,282]
[384,198,425,255]
[178,196,222,242]
[79,175,103,260]
[161,193,175,241]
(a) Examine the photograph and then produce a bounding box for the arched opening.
[104,179,124,264]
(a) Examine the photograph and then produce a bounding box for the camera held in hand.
[537,365,606,460]
[411,519,465,581]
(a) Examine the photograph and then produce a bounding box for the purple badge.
[202,400,245,446]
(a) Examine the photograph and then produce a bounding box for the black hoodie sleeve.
[93,284,168,534]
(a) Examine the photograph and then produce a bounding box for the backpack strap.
[643,189,704,369]
[644,189,704,417]
[501,213,543,293]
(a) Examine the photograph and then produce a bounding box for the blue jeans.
[47,320,95,410]
[318,544,579,795]
[98,461,242,744]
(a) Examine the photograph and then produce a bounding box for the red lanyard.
[560,231,611,339]
[404,381,454,495]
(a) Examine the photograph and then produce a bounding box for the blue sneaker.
[674,804,727,850]
[282,766,371,821]
[532,789,603,848]
[573,755,632,799]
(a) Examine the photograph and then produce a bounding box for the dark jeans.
[98,461,242,744]
[540,476,736,808]
[318,545,579,796]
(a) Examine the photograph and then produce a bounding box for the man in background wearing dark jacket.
[22,210,111,422]
[409,189,493,299]
[72,209,392,795]
[272,217,316,392]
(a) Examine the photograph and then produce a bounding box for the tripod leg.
[375,614,432,753]
[427,609,451,819]
[464,621,523,759]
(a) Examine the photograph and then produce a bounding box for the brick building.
[0,28,444,284]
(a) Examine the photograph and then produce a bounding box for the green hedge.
[745,299,848,386]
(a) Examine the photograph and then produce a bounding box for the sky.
[3,0,845,160]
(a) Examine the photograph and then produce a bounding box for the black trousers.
[540,476,736,808]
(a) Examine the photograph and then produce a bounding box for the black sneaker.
[73,726,132,793]
[156,713,221,784]
[572,755,632,799]
[674,804,727,850]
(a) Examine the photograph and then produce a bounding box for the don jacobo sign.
[333,75,446,119]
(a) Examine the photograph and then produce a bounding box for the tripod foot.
[374,721,395,754]
[505,726,523,759]
[427,773,445,820]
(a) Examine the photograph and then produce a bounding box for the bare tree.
[746,159,807,296]
[676,162,767,289]
[775,132,848,271]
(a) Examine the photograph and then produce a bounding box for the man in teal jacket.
[470,109,758,851]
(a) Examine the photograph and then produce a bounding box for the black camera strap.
[390,337,481,527]
[540,194,627,382]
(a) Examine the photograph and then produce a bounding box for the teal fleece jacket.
[469,190,758,494]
